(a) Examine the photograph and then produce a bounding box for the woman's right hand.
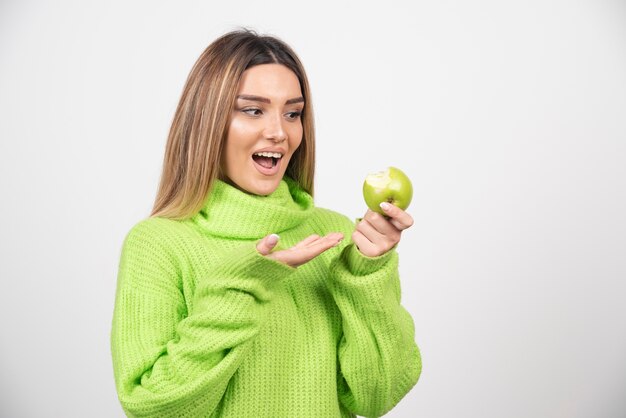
[256,233,344,268]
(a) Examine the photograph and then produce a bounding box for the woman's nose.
[263,113,287,142]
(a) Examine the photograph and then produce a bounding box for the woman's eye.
[286,111,302,120]
[242,108,262,116]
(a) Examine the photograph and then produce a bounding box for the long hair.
[150,29,315,220]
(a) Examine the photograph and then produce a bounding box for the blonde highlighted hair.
[150,29,315,220]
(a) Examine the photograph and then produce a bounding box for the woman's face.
[221,63,304,196]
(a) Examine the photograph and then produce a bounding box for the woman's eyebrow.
[236,94,304,105]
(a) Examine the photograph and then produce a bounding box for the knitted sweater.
[110,176,421,418]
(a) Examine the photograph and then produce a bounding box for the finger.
[293,234,321,249]
[292,233,340,252]
[363,210,401,237]
[378,203,414,231]
[351,230,379,257]
[273,233,343,267]
[356,217,399,254]
[256,233,280,255]
[355,217,387,245]
[298,232,343,254]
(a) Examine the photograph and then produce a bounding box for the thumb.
[256,233,280,255]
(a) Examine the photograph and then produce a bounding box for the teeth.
[253,152,283,158]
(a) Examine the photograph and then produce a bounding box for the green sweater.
[111,176,421,417]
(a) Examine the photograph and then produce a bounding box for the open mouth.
[252,152,282,168]
[252,151,283,175]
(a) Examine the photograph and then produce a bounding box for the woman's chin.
[228,176,281,196]
[250,178,281,196]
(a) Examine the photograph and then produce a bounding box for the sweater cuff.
[244,242,297,280]
[194,243,296,306]
[343,243,396,276]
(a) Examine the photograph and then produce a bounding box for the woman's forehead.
[237,64,302,103]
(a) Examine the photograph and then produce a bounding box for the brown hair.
[150,29,315,220]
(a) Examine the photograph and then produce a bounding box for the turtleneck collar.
[191,176,314,239]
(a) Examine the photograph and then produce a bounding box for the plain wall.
[1,0,625,417]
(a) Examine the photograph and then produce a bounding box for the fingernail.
[380,202,391,211]
[267,234,280,246]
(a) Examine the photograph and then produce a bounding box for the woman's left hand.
[352,203,414,257]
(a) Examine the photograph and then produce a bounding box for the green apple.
[362,167,413,215]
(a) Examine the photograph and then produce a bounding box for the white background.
[1,0,625,417]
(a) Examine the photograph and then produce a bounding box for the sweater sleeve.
[110,220,296,417]
[327,239,422,418]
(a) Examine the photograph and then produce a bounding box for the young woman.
[111,29,421,417]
